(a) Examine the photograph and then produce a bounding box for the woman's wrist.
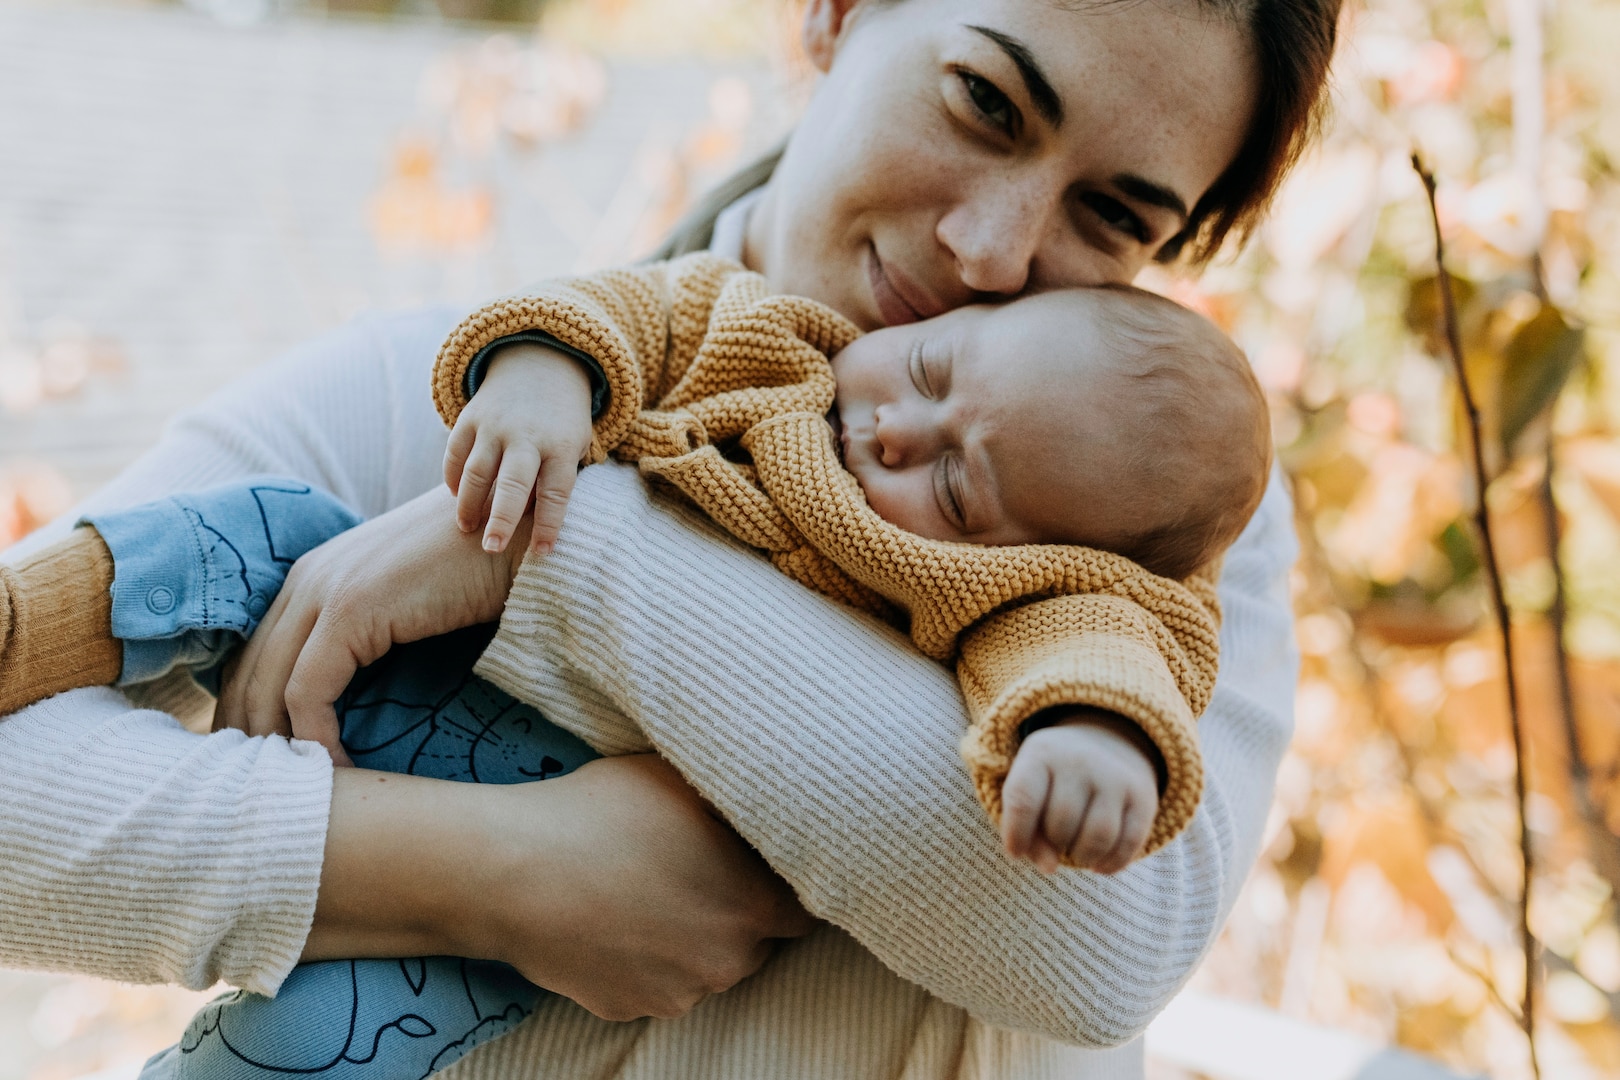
[303,767,518,963]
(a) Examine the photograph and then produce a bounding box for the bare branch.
[1413,152,1542,1080]
[1538,446,1620,909]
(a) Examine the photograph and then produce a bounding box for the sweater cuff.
[958,631,1204,859]
[463,331,611,419]
[433,293,646,464]
[0,688,332,996]
[82,478,361,684]
[0,528,121,715]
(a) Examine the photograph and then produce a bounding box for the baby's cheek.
[858,474,943,539]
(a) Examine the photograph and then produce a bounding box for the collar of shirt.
[708,187,763,262]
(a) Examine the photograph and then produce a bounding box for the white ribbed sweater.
[0,309,1299,1080]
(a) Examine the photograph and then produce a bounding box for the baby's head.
[829,286,1271,580]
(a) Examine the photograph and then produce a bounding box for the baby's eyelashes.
[908,341,934,399]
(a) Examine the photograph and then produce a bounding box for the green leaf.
[1404,274,1478,351]
[1437,519,1482,586]
[1499,305,1585,454]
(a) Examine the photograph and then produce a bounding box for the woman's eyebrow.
[1112,174,1191,226]
[965,25,1064,128]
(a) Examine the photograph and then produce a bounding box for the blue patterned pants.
[141,624,601,1080]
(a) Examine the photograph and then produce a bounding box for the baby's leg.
[143,625,601,1080]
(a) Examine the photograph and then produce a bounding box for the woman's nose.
[936,179,1049,297]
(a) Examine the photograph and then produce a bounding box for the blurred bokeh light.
[3,1,1620,1078]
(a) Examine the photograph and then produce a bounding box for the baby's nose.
[874,405,930,467]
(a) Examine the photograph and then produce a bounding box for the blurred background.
[1,0,1618,1077]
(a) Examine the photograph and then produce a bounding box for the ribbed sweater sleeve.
[475,461,1301,1048]
[0,308,460,993]
[0,688,332,994]
[0,527,121,715]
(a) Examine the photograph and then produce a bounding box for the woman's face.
[745,0,1260,330]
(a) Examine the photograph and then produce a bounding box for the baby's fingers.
[456,437,503,536]
[1067,786,1126,871]
[528,451,581,556]
[443,420,478,498]
[1028,836,1063,876]
[485,444,543,554]
[1094,794,1154,875]
[1000,754,1052,860]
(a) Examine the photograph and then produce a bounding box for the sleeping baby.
[423,252,1270,875]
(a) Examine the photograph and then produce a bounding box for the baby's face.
[829,291,1148,549]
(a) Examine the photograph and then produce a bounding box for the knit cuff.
[0,688,332,996]
[958,631,1204,860]
[462,331,611,419]
[0,528,121,715]
[432,293,645,465]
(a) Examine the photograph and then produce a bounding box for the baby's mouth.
[827,406,846,464]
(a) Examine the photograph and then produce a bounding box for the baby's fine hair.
[1087,286,1272,580]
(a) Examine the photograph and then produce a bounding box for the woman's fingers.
[466,755,816,1021]
[215,582,300,737]
[238,590,322,742]
[283,617,359,766]
[218,488,525,765]
[484,444,542,555]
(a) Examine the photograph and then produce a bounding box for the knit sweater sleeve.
[957,560,1222,860]
[0,527,121,716]
[475,460,1301,1048]
[430,254,746,463]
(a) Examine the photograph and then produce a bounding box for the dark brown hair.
[654,0,1341,265]
[1161,0,1342,263]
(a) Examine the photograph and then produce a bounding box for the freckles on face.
[750,0,1258,330]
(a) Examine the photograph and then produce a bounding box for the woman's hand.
[307,755,816,1021]
[213,486,529,763]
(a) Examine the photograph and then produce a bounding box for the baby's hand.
[1000,713,1160,875]
[443,343,595,556]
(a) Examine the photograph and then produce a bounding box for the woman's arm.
[311,756,811,1021]
[476,461,1300,1047]
[0,310,450,991]
[1,309,805,1008]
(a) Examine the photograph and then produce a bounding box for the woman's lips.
[865,245,944,327]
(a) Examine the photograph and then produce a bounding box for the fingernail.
[484,536,502,553]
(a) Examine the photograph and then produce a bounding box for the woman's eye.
[957,71,1018,137]
[1082,193,1149,244]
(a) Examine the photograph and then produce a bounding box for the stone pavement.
[0,2,779,1075]
[0,0,783,499]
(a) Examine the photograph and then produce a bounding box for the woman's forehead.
[918,1,1256,201]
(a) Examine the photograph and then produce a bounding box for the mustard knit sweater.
[433,253,1222,855]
